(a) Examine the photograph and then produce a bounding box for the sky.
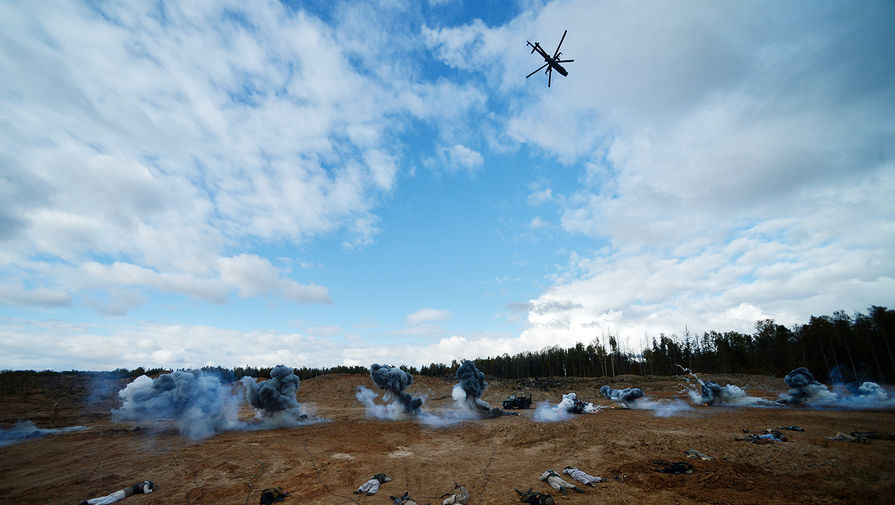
[1,0,893,371]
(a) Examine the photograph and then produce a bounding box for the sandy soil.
[1,373,894,505]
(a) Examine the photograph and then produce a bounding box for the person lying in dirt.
[78,480,154,505]
[259,487,288,505]
[538,469,585,495]
[440,481,470,505]
[562,466,605,486]
[736,430,786,443]
[353,473,391,495]
[515,487,555,505]
[390,491,428,505]
[653,461,693,474]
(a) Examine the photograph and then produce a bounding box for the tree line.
[444,305,895,384]
[3,306,892,384]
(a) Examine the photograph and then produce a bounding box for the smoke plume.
[242,365,316,427]
[778,367,838,405]
[600,384,691,416]
[420,360,513,426]
[677,366,771,406]
[0,420,87,447]
[533,392,600,423]
[453,360,506,417]
[777,366,894,408]
[113,371,244,439]
[600,385,644,404]
[355,364,423,420]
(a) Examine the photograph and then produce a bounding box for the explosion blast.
[779,367,893,408]
[600,384,691,417]
[356,364,424,420]
[453,360,506,418]
[113,370,243,439]
[533,393,600,423]
[242,365,316,427]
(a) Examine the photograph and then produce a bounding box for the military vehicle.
[502,394,533,410]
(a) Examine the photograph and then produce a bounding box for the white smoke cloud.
[112,371,244,439]
[533,392,600,423]
[0,420,87,447]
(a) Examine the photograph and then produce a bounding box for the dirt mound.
[1,373,894,504]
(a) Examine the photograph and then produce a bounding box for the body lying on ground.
[78,481,154,505]
[538,470,585,495]
[441,482,470,505]
[562,466,605,486]
[353,473,391,495]
[515,487,555,505]
[391,491,428,505]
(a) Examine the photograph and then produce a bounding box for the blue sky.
[1,0,893,370]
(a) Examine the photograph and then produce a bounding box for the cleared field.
[1,373,894,504]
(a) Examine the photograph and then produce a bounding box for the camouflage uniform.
[515,487,555,505]
[538,470,584,495]
[391,491,426,505]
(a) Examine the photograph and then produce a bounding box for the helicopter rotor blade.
[548,66,553,87]
[556,59,574,63]
[527,62,549,78]
[553,30,567,59]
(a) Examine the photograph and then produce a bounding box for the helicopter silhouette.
[526,30,574,87]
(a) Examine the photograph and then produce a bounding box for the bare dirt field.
[2,372,894,505]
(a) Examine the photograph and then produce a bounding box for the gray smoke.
[113,370,244,439]
[778,367,892,408]
[533,392,600,423]
[600,385,644,404]
[369,364,423,415]
[599,384,689,416]
[778,367,837,405]
[0,420,87,447]
[453,360,499,417]
[676,364,771,407]
[700,381,723,404]
[242,365,315,426]
[697,380,770,406]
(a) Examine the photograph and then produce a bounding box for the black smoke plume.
[452,360,510,418]
[370,364,423,414]
[242,365,314,426]
[356,364,424,419]
[778,367,837,405]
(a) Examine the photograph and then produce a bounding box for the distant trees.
[2,306,892,383]
[415,306,895,383]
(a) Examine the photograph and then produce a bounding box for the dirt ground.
[1,372,894,505]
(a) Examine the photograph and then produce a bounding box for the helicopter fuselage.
[529,42,568,76]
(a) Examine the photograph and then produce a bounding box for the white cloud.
[0,0,485,313]
[406,308,453,325]
[0,283,72,308]
[527,187,553,206]
[445,144,484,172]
[428,0,895,349]
[219,254,331,304]
[529,216,548,229]
[0,317,519,370]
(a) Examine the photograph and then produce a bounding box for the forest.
[2,306,892,385]
[417,305,895,384]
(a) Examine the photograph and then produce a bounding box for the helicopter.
[526,30,574,87]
